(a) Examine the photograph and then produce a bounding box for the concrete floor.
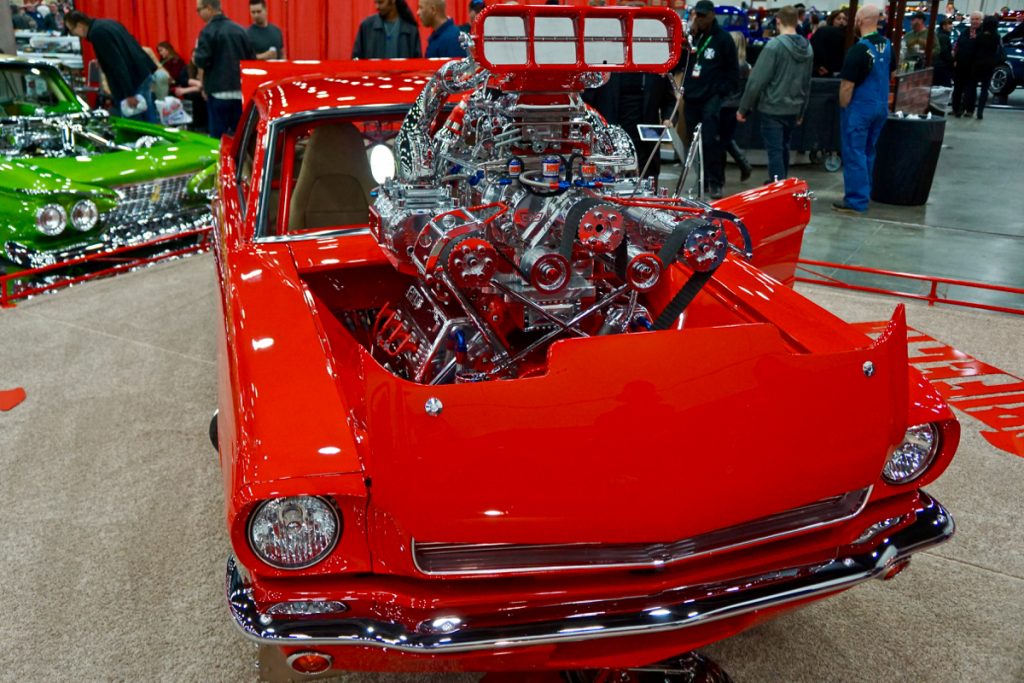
[0,107,1022,682]
[724,105,1024,311]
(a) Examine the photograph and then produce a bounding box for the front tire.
[209,410,219,452]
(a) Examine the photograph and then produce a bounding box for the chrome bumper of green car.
[3,205,211,269]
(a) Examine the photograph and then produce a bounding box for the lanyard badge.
[691,34,712,79]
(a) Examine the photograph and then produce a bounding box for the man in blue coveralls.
[833,4,894,214]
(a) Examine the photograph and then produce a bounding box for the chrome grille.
[102,174,195,225]
[413,487,872,575]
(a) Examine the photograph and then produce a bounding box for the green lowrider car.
[0,56,219,269]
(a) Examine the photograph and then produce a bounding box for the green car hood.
[19,118,219,187]
[0,117,219,261]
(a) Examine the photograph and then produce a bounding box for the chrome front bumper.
[3,207,211,269]
[226,492,953,654]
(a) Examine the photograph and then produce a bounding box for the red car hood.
[359,297,908,546]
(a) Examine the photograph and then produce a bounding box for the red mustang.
[213,5,958,678]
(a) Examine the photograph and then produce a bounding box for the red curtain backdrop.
[75,0,595,63]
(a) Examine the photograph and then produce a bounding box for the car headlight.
[70,199,99,232]
[248,496,340,569]
[882,423,940,484]
[35,204,67,236]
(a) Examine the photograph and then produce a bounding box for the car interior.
[250,113,404,238]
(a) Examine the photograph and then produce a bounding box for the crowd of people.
[55,0,283,138]
[6,0,1019,209]
[9,2,70,31]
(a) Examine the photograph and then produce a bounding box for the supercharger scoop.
[367,7,746,385]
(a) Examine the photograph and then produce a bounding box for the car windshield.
[716,13,747,30]
[0,63,82,117]
[258,110,406,241]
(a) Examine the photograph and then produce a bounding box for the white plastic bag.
[156,96,193,126]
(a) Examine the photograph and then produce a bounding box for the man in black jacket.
[352,0,422,59]
[193,0,255,139]
[951,11,981,116]
[933,16,954,87]
[64,11,157,122]
[811,9,848,77]
[682,0,738,199]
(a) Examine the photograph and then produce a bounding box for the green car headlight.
[882,423,940,484]
[35,204,67,236]
[248,496,341,569]
[70,200,99,232]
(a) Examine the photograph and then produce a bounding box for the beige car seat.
[288,122,374,231]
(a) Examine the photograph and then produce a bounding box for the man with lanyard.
[833,5,893,215]
[682,0,738,199]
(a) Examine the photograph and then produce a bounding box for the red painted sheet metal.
[245,62,439,118]
[218,244,365,490]
[360,308,908,546]
[711,178,811,286]
[855,320,1024,459]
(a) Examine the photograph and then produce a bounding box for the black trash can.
[871,115,946,206]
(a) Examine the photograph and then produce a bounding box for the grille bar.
[102,174,195,226]
[413,487,872,576]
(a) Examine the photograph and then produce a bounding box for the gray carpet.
[0,254,1021,682]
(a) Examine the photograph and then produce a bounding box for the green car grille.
[103,174,196,225]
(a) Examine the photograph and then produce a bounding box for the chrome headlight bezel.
[247,496,341,570]
[35,204,68,236]
[882,423,940,485]
[70,199,99,232]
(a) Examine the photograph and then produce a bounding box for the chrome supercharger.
[368,4,750,385]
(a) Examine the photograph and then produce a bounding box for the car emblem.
[150,184,162,203]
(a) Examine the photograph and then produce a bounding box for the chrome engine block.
[0,112,140,157]
[369,41,747,385]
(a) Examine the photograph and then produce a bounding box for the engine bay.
[0,111,163,157]
[356,48,751,384]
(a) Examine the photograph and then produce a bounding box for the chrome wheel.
[989,65,1014,96]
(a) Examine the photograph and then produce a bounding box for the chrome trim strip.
[255,227,371,245]
[412,486,873,576]
[226,492,953,653]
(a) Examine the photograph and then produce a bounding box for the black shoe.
[831,201,861,215]
[964,109,974,116]
[977,112,984,120]
[952,110,962,118]
[739,159,753,182]
[708,184,724,200]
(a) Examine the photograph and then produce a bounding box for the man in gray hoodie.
[737,5,813,182]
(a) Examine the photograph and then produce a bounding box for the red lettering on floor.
[0,387,26,411]
[854,321,1024,459]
